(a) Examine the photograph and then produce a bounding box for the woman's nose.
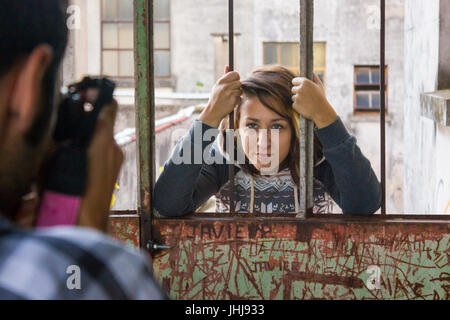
[257,129,271,151]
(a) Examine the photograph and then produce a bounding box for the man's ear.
[9,44,54,134]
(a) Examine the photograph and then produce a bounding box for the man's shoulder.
[0,225,165,300]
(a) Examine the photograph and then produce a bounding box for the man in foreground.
[0,0,165,299]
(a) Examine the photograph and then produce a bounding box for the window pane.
[155,50,170,76]
[263,43,278,65]
[103,0,118,20]
[371,68,380,84]
[155,0,170,20]
[280,43,294,67]
[118,0,133,20]
[103,51,119,76]
[313,42,326,70]
[356,91,370,108]
[119,51,134,76]
[356,68,370,84]
[371,92,381,108]
[118,23,133,49]
[155,23,170,49]
[103,23,118,48]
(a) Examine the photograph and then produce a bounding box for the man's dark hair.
[0,0,68,145]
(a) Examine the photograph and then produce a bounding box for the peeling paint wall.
[404,0,450,213]
[152,219,450,300]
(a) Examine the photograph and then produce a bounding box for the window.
[354,66,388,113]
[101,0,171,84]
[101,0,134,78]
[263,42,326,85]
[154,0,171,78]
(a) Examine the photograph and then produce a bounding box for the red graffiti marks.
[151,219,450,300]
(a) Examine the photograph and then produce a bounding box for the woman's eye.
[272,124,284,130]
[247,123,258,129]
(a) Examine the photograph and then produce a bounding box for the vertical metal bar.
[228,0,236,214]
[297,0,314,218]
[380,0,386,215]
[134,0,155,248]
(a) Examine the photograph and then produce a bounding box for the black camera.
[54,77,116,146]
[45,77,116,196]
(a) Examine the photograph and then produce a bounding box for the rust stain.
[286,271,364,288]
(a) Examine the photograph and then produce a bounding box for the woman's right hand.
[199,66,242,128]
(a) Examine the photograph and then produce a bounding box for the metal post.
[297,0,314,218]
[134,0,155,248]
[228,0,236,214]
[380,0,386,215]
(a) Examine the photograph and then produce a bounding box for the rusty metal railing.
[228,0,236,214]
[134,0,155,249]
[380,0,387,215]
[297,0,315,218]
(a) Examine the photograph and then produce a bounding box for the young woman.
[153,65,381,216]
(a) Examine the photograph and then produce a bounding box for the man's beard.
[0,143,42,221]
[0,177,29,220]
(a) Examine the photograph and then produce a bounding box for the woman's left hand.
[291,73,338,129]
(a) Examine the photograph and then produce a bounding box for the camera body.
[54,77,116,146]
[36,77,116,228]
[46,76,116,196]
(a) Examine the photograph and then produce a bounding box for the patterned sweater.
[154,118,381,216]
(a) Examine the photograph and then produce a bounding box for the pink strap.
[36,191,81,228]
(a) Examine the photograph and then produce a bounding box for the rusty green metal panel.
[151,218,450,300]
[108,214,140,248]
[134,0,155,249]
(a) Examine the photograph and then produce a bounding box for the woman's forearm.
[315,117,382,215]
[153,120,227,216]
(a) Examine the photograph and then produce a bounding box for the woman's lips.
[255,153,271,163]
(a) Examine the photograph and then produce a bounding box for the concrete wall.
[63,0,101,85]
[171,0,255,91]
[403,0,450,213]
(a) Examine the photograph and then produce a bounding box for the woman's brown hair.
[220,65,324,186]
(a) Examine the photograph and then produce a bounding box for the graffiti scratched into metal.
[148,219,450,300]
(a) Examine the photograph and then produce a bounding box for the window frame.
[100,0,172,86]
[153,2,171,79]
[100,0,135,82]
[353,65,389,114]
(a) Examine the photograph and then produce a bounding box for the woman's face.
[238,96,292,174]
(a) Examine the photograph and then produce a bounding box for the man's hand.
[291,73,338,129]
[78,99,124,232]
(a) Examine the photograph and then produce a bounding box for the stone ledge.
[420,90,450,126]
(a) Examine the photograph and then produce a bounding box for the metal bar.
[134,0,155,249]
[228,0,236,214]
[297,0,314,218]
[149,213,450,222]
[380,0,386,215]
